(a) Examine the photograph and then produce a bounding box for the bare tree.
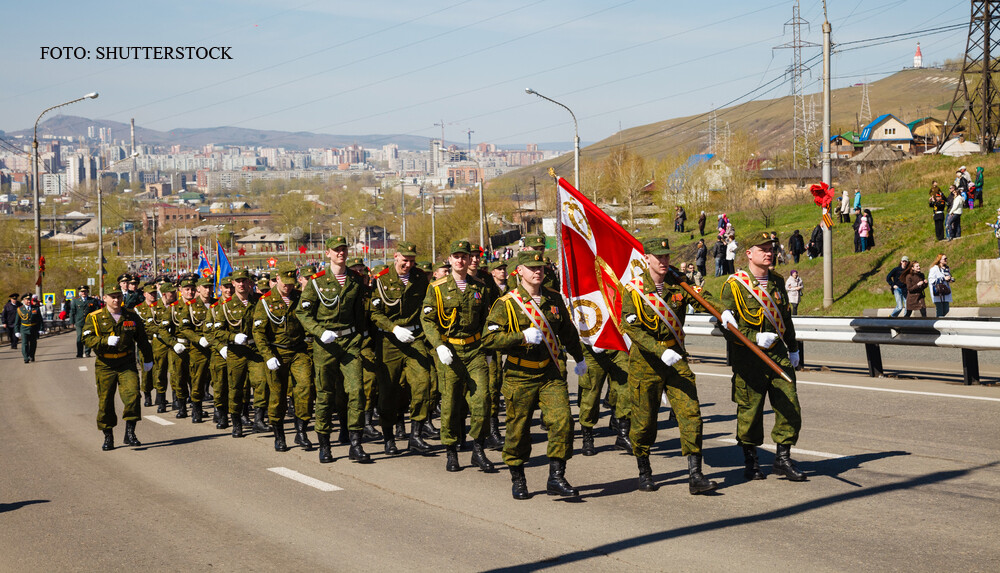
[605,146,648,231]
[863,161,905,194]
[718,130,761,213]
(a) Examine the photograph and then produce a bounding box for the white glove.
[173,342,186,355]
[14,332,20,338]
[435,345,454,366]
[789,350,801,368]
[392,326,415,344]
[719,310,738,331]
[233,333,248,345]
[107,335,120,347]
[660,348,682,367]
[591,346,605,354]
[266,357,280,371]
[320,330,337,344]
[523,327,543,345]
[574,361,588,376]
[199,336,210,348]
[219,346,228,359]
[143,362,153,372]
[755,332,779,349]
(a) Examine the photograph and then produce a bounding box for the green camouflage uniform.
[254,288,314,424]
[577,346,631,427]
[218,290,264,416]
[207,299,229,417]
[174,296,210,404]
[134,296,168,397]
[82,306,153,430]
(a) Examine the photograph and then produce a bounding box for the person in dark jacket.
[697,211,707,236]
[788,230,805,264]
[901,262,928,318]
[885,256,910,317]
[929,185,948,241]
[694,239,708,277]
[712,236,726,276]
[3,293,21,349]
[808,225,824,258]
[864,209,876,248]
[974,166,985,207]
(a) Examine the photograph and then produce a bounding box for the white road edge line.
[143,415,174,426]
[78,366,88,371]
[693,371,1000,402]
[267,467,343,492]
[715,438,849,459]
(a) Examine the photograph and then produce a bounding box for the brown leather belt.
[99,352,129,359]
[507,356,550,369]
[447,332,481,346]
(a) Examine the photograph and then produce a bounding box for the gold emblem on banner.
[562,199,593,241]
[595,256,625,333]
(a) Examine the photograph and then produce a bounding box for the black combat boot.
[609,414,620,433]
[191,401,203,424]
[742,445,766,480]
[212,409,221,425]
[384,435,400,456]
[317,433,333,463]
[615,417,633,454]
[509,465,529,500]
[773,444,806,481]
[124,420,141,447]
[101,429,115,451]
[363,410,382,440]
[337,424,350,445]
[408,420,432,454]
[240,403,252,426]
[485,415,503,450]
[471,438,496,473]
[294,418,313,451]
[687,454,718,495]
[394,421,406,440]
[445,444,460,472]
[253,407,270,433]
[348,431,372,463]
[421,418,441,440]
[143,391,153,407]
[546,459,579,496]
[231,412,244,438]
[175,400,188,419]
[272,421,289,452]
[171,390,178,411]
[156,391,167,413]
[636,456,658,492]
[580,426,596,456]
[216,406,229,430]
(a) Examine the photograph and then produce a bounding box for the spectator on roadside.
[986,207,1000,258]
[694,238,708,277]
[807,224,823,259]
[929,253,955,317]
[698,211,707,236]
[788,229,805,264]
[853,187,862,211]
[785,270,803,315]
[955,169,969,201]
[725,235,738,274]
[839,188,851,223]
[685,263,705,287]
[929,184,948,241]
[2,293,20,350]
[901,261,928,318]
[858,213,870,252]
[852,207,863,252]
[947,185,964,239]
[770,232,786,266]
[713,236,726,276]
[886,255,910,318]
[864,208,876,248]
[975,166,985,207]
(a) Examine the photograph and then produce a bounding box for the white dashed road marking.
[78,366,88,371]
[268,467,343,492]
[143,415,175,426]
[715,438,849,459]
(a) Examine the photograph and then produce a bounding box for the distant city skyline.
[2,1,968,146]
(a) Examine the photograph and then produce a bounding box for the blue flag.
[197,246,213,280]
[216,240,233,291]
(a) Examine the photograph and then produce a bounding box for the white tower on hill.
[914,43,923,69]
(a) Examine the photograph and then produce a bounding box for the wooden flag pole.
[667,265,793,383]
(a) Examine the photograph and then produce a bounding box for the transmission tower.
[775,0,819,168]
[705,109,718,154]
[859,81,872,125]
[939,1,1000,153]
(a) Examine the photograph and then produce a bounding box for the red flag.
[558,177,644,351]
[809,182,835,208]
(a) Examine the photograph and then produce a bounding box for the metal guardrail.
[0,320,75,344]
[684,314,998,385]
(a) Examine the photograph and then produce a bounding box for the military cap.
[143,284,158,293]
[276,261,298,285]
[326,235,348,250]
[229,269,250,281]
[417,261,432,273]
[488,260,508,271]
[9,293,18,299]
[219,273,234,285]
[373,263,389,274]
[436,259,452,270]
[117,273,130,283]
[104,284,125,296]
[470,243,483,257]
[159,283,177,293]
[396,241,417,257]
[21,293,32,300]
[743,231,773,248]
[256,278,270,291]
[300,265,316,277]
[526,234,547,250]
[79,285,89,292]
[642,237,672,256]
[196,277,213,287]
[517,250,547,267]
[449,239,472,255]
[128,277,140,285]
[179,277,197,288]
[347,257,366,269]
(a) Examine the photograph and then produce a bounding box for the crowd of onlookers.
[885,253,956,317]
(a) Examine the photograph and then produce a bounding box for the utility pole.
[152,205,158,273]
[431,196,437,263]
[130,118,137,188]
[97,180,105,297]
[465,129,474,154]
[940,0,1000,153]
[774,0,818,169]
[478,181,485,248]
[401,179,406,241]
[822,1,833,308]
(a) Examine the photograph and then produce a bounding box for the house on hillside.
[830,132,863,159]
[907,117,944,152]
[667,153,725,204]
[859,114,914,152]
[754,168,839,193]
[848,143,907,166]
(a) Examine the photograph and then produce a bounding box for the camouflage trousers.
[731,345,801,447]
[577,347,631,428]
[313,333,363,434]
[209,351,228,412]
[187,345,210,402]
[168,347,192,400]
[361,336,380,412]
[628,349,704,457]
[95,356,140,430]
[142,339,170,394]
[502,362,573,466]
[380,337,432,428]
[267,348,314,424]
[487,350,502,417]
[437,343,490,446]
[226,346,264,413]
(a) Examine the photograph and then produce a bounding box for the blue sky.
[1,0,970,147]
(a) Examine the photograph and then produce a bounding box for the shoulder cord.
[433,285,457,329]
[726,279,764,327]
[630,288,660,330]
[375,276,401,308]
[311,277,343,308]
[188,303,205,328]
[261,297,286,326]
[503,298,521,333]
[222,301,245,328]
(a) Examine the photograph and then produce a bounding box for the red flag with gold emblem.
[557,177,644,351]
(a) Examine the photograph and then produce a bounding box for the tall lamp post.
[525,88,580,191]
[97,152,139,298]
[33,92,99,298]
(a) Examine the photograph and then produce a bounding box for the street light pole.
[822,4,833,308]
[97,152,138,298]
[525,88,580,191]
[33,92,98,298]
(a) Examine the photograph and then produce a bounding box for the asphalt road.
[0,333,997,572]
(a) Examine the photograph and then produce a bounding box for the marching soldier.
[174,277,211,423]
[577,346,631,456]
[82,284,153,451]
[208,279,232,429]
[370,241,434,456]
[482,250,588,499]
[71,286,101,358]
[254,262,315,453]
[620,237,738,494]
[157,283,193,417]
[218,269,265,437]
[296,236,371,464]
[149,283,183,413]
[17,293,42,363]
[120,274,143,310]
[134,284,162,407]
[484,259,509,449]
[421,240,494,473]
[719,231,805,482]
[348,256,383,441]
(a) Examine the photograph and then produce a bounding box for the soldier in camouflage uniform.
[82,285,153,451]
[370,242,434,456]
[421,240,494,473]
[254,262,315,453]
[149,283,182,413]
[483,250,587,499]
[133,284,162,407]
[620,237,738,495]
[217,269,264,438]
[174,277,211,423]
[208,278,232,429]
[484,260,509,449]
[719,231,805,482]
[349,257,383,441]
[296,236,370,464]
[577,345,631,456]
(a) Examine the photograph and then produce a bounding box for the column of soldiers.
[82,231,807,497]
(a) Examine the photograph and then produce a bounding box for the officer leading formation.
[75,232,807,497]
